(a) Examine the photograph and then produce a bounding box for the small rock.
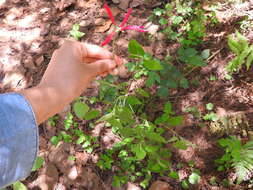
[149,181,172,190]
[40,7,50,14]
[68,166,78,180]
[127,182,141,190]
[35,56,44,66]
[79,20,93,27]
[119,0,130,10]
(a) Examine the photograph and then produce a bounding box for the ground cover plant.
[2,0,253,189]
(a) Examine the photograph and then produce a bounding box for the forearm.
[19,83,89,124]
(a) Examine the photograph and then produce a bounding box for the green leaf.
[146,132,166,143]
[153,8,165,16]
[159,18,168,25]
[127,96,142,105]
[76,135,85,144]
[167,116,183,126]
[131,144,146,160]
[73,24,80,31]
[157,87,169,98]
[146,72,160,87]
[50,136,61,146]
[128,40,145,57]
[172,16,183,25]
[73,102,89,119]
[13,182,27,190]
[201,49,210,59]
[203,112,218,121]
[164,101,172,114]
[188,172,201,184]
[181,180,189,189]
[32,156,44,171]
[61,131,72,143]
[143,59,163,71]
[169,171,179,179]
[180,78,189,89]
[96,111,114,123]
[137,88,150,97]
[206,103,214,111]
[174,140,188,150]
[84,110,100,120]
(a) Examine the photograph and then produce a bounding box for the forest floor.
[1,0,253,190]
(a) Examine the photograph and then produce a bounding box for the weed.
[226,31,253,73]
[69,24,85,40]
[216,136,253,183]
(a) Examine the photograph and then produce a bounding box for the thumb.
[86,59,116,76]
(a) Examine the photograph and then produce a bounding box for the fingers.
[82,43,113,60]
[87,59,116,76]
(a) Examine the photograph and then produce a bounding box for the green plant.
[13,181,27,190]
[181,170,201,189]
[215,136,253,184]
[151,1,211,46]
[48,115,59,127]
[226,31,253,73]
[69,24,85,40]
[32,156,44,172]
[203,103,218,122]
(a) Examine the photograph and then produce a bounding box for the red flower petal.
[104,4,116,25]
[101,31,116,46]
[119,8,133,28]
[121,25,147,32]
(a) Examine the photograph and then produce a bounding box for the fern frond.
[236,30,249,52]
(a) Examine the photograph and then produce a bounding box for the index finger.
[82,43,113,60]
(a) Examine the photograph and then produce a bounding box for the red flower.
[101,4,147,46]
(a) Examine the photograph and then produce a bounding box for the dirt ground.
[1,0,253,190]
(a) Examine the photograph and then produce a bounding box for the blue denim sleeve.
[0,93,38,188]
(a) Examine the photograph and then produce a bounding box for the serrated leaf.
[73,102,89,119]
[131,144,146,160]
[84,110,100,120]
[128,40,145,57]
[127,96,142,105]
[143,59,163,71]
[146,72,160,87]
[32,156,44,171]
[146,132,166,143]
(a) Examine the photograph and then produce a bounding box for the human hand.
[39,40,122,99]
[21,40,122,124]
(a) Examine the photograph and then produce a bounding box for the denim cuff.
[0,93,38,188]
